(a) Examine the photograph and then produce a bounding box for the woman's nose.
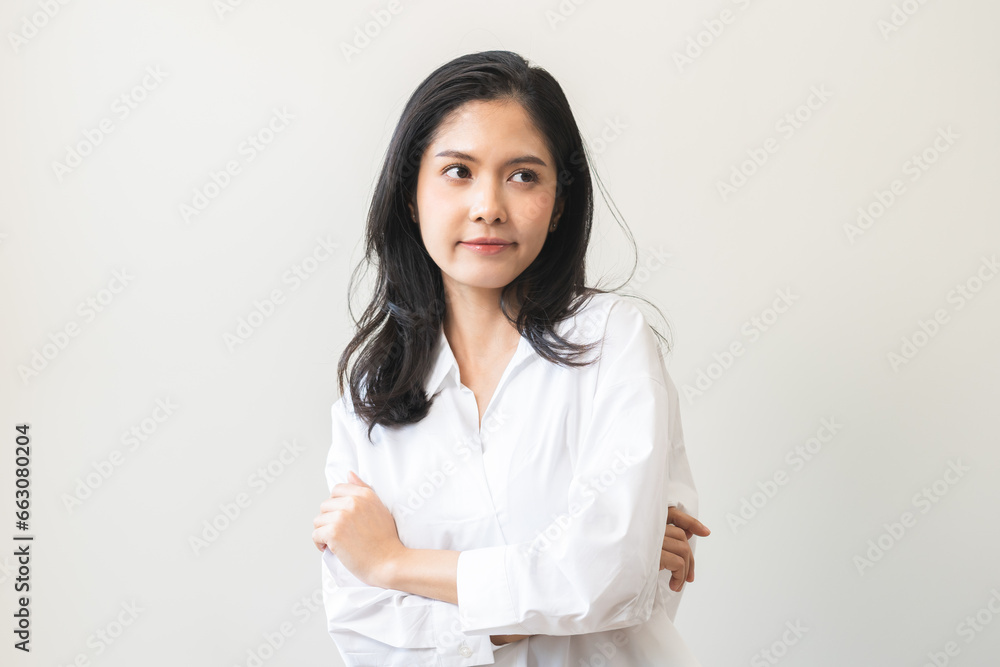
[468,178,507,224]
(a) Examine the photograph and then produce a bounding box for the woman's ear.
[550,197,565,230]
[408,201,418,223]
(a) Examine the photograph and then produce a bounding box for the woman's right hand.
[491,634,531,645]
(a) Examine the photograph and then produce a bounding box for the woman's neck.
[442,287,522,367]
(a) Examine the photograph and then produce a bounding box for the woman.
[312,50,709,666]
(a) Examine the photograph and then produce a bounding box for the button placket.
[454,336,536,544]
[458,385,482,450]
[480,397,515,538]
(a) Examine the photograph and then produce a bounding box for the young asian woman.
[312,50,710,667]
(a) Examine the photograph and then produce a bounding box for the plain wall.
[1,0,998,665]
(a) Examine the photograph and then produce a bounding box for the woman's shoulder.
[566,291,667,386]
[558,290,652,347]
[331,383,365,435]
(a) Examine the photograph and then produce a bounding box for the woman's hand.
[660,506,711,592]
[312,471,405,588]
[491,634,531,646]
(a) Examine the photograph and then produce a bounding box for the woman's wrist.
[375,545,410,590]
[375,547,461,605]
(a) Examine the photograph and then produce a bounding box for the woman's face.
[409,99,564,300]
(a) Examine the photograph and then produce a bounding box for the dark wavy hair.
[338,50,672,442]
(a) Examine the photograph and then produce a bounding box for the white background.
[2,0,999,665]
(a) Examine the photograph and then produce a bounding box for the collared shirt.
[321,291,702,666]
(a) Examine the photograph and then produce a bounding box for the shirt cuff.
[434,629,496,667]
[456,545,520,634]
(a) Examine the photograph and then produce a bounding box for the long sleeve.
[455,299,678,637]
[662,370,699,519]
[655,370,701,624]
[321,398,497,666]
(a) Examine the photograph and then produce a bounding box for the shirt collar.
[423,323,536,397]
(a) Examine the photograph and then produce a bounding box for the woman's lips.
[459,241,514,255]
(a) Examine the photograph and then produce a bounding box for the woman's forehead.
[426,101,552,163]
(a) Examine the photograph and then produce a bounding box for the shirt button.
[459,643,473,657]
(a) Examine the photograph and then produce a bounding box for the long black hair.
[338,50,672,442]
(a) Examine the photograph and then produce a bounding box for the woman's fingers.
[660,507,712,590]
[667,507,711,539]
[312,525,332,552]
[660,524,694,590]
[662,524,689,543]
[662,512,705,585]
[313,499,351,527]
[659,549,687,590]
[319,495,357,513]
[312,496,356,550]
[491,634,531,646]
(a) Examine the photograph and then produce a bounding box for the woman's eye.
[443,166,538,183]
[444,165,470,179]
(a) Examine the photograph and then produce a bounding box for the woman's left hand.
[660,506,711,592]
[312,471,405,588]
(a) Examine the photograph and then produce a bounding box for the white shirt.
[321,291,702,666]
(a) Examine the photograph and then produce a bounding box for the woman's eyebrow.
[434,149,548,168]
